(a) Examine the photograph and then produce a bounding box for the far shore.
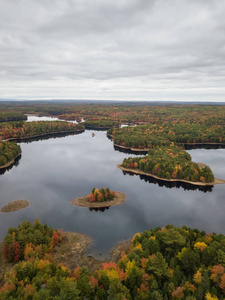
[85,126,114,130]
[114,143,149,153]
[113,142,225,153]
[71,191,126,208]
[2,129,84,143]
[117,164,225,186]
[0,152,21,170]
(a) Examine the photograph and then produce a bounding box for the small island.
[0,200,30,213]
[71,187,126,208]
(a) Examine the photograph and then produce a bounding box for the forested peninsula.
[118,146,221,186]
[1,221,225,299]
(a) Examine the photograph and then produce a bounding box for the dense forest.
[84,120,119,130]
[1,221,225,299]
[122,145,215,183]
[109,123,225,149]
[0,141,21,167]
[1,102,225,125]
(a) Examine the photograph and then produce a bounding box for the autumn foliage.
[0,141,21,167]
[123,145,215,183]
[2,222,225,298]
[3,219,62,262]
[88,188,115,203]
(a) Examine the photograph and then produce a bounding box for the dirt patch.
[197,162,209,169]
[110,240,132,263]
[53,232,131,273]
[0,200,30,213]
[71,191,126,208]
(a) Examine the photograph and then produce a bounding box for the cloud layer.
[0,0,225,101]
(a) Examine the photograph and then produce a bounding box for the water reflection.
[26,115,78,124]
[114,143,225,155]
[184,143,225,150]
[0,155,22,175]
[121,170,213,193]
[89,207,110,212]
[17,131,84,143]
[113,145,148,155]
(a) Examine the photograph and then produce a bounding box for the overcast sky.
[0,0,225,101]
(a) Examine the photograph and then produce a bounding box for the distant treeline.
[84,120,119,129]
[1,103,225,125]
[0,112,27,122]
[0,121,84,140]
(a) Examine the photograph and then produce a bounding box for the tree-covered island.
[71,188,126,208]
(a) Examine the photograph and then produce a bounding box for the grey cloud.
[0,0,225,100]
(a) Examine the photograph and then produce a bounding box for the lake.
[0,116,225,259]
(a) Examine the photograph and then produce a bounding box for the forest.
[0,112,27,123]
[1,102,225,125]
[109,123,225,149]
[84,120,119,130]
[1,221,225,299]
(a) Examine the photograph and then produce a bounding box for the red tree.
[12,241,20,262]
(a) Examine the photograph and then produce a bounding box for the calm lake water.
[0,116,225,259]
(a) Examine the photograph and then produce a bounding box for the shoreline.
[2,129,85,142]
[114,143,149,153]
[0,231,132,283]
[53,231,131,272]
[113,142,225,153]
[0,152,21,170]
[117,164,225,186]
[85,126,115,130]
[71,191,126,208]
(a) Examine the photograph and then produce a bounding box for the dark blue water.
[0,116,225,259]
